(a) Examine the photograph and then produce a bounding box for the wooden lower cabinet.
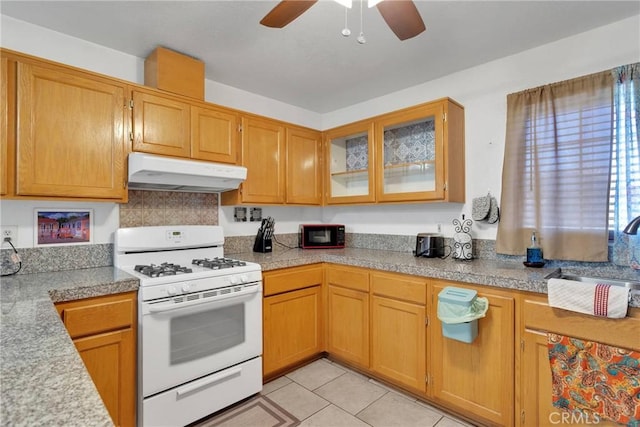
[326,265,370,368]
[55,292,137,427]
[263,286,323,378]
[74,329,135,425]
[517,293,640,427]
[370,271,427,394]
[262,265,324,378]
[371,295,427,393]
[430,280,515,427]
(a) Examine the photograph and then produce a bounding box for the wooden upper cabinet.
[191,104,238,163]
[1,56,10,196]
[16,62,127,201]
[223,119,321,206]
[324,120,376,205]
[324,97,465,205]
[132,88,238,163]
[131,89,191,158]
[223,116,285,204]
[374,98,465,203]
[286,127,322,205]
[375,102,446,202]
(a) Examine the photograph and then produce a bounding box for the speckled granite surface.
[234,247,640,308]
[2,248,639,425]
[1,267,138,426]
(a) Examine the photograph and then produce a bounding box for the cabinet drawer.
[57,294,135,339]
[371,272,426,304]
[263,264,323,296]
[326,265,369,292]
[523,296,640,350]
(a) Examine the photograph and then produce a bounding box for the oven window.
[170,305,245,365]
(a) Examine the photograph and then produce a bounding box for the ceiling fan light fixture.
[333,0,353,8]
[368,0,384,8]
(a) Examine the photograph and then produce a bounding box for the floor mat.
[192,395,300,427]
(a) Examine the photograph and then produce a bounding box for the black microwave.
[299,224,345,249]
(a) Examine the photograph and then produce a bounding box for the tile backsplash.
[119,190,219,228]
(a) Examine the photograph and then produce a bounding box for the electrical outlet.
[437,223,442,233]
[1,226,18,241]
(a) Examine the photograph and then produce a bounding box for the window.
[610,64,640,236]
[496,70,613,262]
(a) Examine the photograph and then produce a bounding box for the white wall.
[319,14,640,239]
[1,14,639,246]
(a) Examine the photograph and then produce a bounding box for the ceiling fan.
[260,0,426,41]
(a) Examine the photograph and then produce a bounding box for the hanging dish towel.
[547,278,630,319]
[547,333,640,425]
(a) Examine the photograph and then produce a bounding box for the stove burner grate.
[192,257,247,270]
[134,263,193,278]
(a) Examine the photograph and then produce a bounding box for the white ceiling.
[1,1,639,113]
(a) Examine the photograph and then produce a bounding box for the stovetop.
[114,226,262,295]
[125,257,259,282]
[133,258,249,278]
[192,257,247,270]
[122,258,262,301]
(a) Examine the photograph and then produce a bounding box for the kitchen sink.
[545,269,640,291]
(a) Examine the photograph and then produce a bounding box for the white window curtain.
[611,63,640,268]
[496,71,613,261]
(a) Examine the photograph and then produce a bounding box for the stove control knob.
[167,286,177,296]
[229,276,240,285]
[240,275,249,283]
[182,284,191,293]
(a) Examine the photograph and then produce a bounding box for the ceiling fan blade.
[260,0,318,28]
[376,0,426,41]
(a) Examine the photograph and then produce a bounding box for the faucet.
[623,215,640,235]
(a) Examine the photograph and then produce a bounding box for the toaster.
[415,233,444,258]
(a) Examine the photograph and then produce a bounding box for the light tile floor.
[261,358,476,427]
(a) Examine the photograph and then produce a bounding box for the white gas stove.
[114,225,263,427]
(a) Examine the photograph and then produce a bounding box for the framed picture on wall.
[34,209,94,247]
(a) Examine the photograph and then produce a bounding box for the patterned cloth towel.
[547,334,640,425]
[547,278,630,318]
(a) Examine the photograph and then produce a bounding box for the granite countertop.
[231,247,640,308]
[0,267,138,426]
[2,248,638,425]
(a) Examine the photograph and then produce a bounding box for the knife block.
[253,232,272,253]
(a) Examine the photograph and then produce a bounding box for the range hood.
[128,152,246,193]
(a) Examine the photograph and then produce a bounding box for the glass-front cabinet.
[375,103,444,202]
[324,98,465,205]
[325,121,376,204]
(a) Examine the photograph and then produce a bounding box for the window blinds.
[496,70,613,261]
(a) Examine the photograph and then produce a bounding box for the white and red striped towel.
[547,278,630,318]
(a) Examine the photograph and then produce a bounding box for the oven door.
[141,282,262,397]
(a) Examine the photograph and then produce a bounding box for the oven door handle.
[175,366,243,398]
[147,285,260,314]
